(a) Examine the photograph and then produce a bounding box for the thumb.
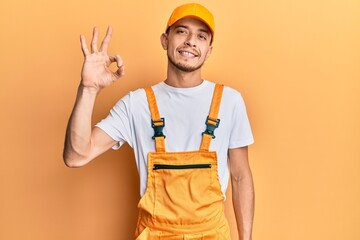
[116,65,125,78]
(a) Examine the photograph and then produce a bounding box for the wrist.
[78,83,100,96]
[239,232,252,240]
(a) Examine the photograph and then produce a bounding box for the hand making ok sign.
[80,26,125,93]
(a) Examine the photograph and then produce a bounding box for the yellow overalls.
[135,84,231,239]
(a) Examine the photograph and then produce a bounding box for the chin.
[169,57,204,72]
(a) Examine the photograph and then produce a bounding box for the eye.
[176,29,187,34]
[199,34,207,41]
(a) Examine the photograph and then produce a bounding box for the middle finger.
[91,27,99,53]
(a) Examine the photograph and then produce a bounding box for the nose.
[184,33,197,47]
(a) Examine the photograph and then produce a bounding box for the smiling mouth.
[178,50,198,57]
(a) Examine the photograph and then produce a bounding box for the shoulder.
[223,85,243,99]
[109,88,148,115]
[118,87,147,104]
[118,81,170,107]
[214,83,245,107]
[208,81,242,97]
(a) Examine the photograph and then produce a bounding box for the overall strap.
[145,87,166,152]
[200,84,224,151]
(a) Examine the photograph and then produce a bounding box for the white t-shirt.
[96,80,254,197]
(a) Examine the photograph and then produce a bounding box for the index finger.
[99,26,113,52]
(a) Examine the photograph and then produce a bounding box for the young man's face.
[161,17,213,72]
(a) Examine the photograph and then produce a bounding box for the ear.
[160,33,168,50]
[205,45,213,60]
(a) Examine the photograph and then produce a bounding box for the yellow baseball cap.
[166,3,215,43]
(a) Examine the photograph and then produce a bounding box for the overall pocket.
[153,163,214,225]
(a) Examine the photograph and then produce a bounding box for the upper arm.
[64,127,117,168]
[90,126,118,159]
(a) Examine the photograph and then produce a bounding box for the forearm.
[63,85,98,167]
[231,172,255,240]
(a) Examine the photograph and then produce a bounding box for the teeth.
[179,51,195,57]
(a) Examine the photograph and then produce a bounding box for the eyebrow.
[174,25,210,35]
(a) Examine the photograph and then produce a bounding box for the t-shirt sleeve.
[95,94,133,150]
[229,93,254,148]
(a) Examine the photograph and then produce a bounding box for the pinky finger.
[80,35,90,56]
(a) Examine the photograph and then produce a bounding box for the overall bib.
[135,84,231,239]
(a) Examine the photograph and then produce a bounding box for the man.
[64,3,254,240]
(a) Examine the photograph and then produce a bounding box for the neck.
[165,64,203,88]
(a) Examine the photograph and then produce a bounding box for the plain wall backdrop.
[0,0,359,239]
